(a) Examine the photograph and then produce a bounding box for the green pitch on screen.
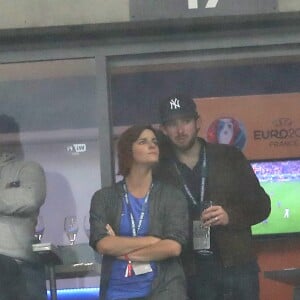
[252,181,300,235]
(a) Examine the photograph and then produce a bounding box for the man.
[157,95,271,300]
[0,114,47,300]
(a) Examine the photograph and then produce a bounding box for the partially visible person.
[0,114,47,300]
[157,95,271,300]
[89,125,188,300]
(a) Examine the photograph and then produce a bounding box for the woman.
[89,125,188,300]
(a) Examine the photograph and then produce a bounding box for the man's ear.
[196,116,202,129]
[196,116,201,135]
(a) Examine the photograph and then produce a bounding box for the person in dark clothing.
[157,95,271,300]
[89,125,188,300]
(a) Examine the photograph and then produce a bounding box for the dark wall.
[111,62,300,126]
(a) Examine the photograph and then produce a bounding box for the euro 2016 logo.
[206,117,247,150]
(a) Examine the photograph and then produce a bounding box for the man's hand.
[106,224,116,236]
[201,205,229,226]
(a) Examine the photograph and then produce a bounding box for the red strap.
[125,254,133,277]
[126,261,133,277]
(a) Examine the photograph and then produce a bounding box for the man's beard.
[174,133,198,152]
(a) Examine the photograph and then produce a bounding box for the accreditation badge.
[132,262,153,275]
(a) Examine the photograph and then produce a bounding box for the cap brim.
[161,111,198,124]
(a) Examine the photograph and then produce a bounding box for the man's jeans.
[187,257,260,300]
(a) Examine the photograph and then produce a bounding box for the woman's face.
[131,129,159,166]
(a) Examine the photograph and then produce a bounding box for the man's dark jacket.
[157,138,271,274]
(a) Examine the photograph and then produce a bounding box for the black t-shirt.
[173,149,220,259]
[175,158,203,216]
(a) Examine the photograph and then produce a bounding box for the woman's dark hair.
[117,125,158,177]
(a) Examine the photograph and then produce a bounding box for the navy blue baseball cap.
[159,95,198,124]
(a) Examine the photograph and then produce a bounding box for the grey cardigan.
[89,180,189,300]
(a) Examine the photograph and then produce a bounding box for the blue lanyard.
[123,183,152,236]
[174,145,207,206]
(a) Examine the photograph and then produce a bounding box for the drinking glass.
[34,215,45,242]
[64,216,78,245]
[193,200,213,255]
[83,215,90,238]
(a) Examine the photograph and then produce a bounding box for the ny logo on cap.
[169,97,181,110]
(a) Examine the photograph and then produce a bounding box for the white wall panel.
[0,0,129,29]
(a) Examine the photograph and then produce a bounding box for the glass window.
[0,58,100,289]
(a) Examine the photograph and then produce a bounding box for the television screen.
[251,159,300,236]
